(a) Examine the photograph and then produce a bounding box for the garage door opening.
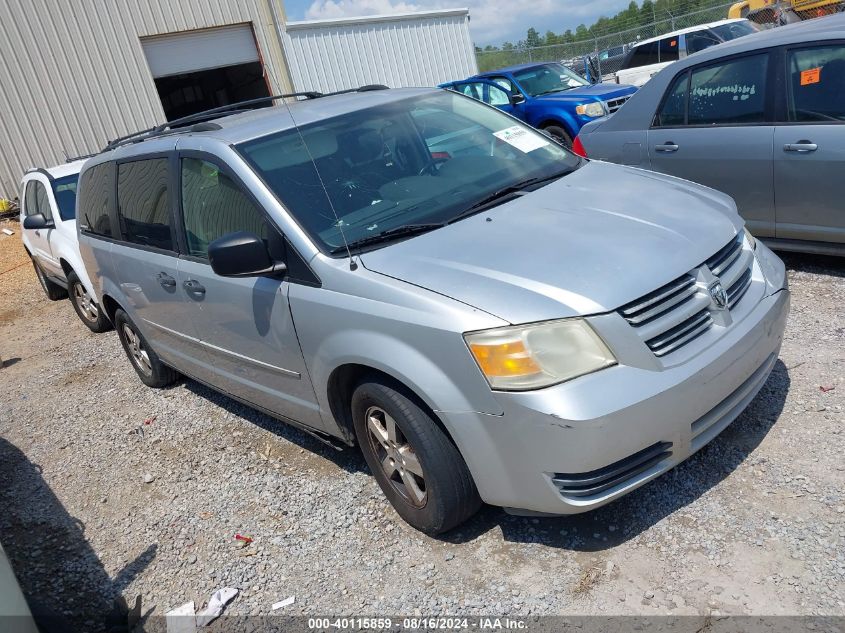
[142,24,271,122]
[154,61,270,121]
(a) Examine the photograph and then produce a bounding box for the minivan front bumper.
[440,274,789,515]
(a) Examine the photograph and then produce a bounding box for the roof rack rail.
[65,152,100,163]
[101,85,391,152]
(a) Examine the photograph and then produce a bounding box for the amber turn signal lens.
[469,340,542,378]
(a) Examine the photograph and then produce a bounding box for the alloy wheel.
[122,323,152,376]
[365,405,427,507]
[73,282,99,322]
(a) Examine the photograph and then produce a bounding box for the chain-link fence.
[475,1,843,79]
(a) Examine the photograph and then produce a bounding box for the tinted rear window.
[117,159,173,251]
[78,163,114,237]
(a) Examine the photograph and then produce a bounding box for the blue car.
[442,62,638,146]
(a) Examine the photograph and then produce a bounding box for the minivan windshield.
[513,63,590,96]
[52,174,79,221]
[237,91,580,254]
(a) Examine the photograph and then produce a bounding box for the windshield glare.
[52,174,79,221]
[237,91,580,253]
[711,20,760,41]
[513,63,589,96]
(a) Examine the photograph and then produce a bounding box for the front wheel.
[542,124,573,148]
[67,271,111,333]
[352,377,481,535]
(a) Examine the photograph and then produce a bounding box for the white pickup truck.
[612,18,760,87]
[20,160,111,332]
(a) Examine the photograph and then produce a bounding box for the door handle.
[34,230,40,237]
[655,143,679,153]
[783,141,817,153]
[183,279,206,295]
[156,272,176,288]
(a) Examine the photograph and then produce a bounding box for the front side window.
[52,174,79,222]
[655,71,689,127]
[117,159,173,251]
[78,163,114,237]
[659,37,681,63]
[688,54,768,125]
[512,63,589,96]
[237,91,579,254]
[487,84,513,106]
[787,44,845,122]
[630,42,659,68]
[685,30,722,56]
[180,158,271,258]
[490,76,517,93]
[24,181,43,217]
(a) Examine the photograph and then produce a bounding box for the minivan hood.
[360,161,742,324]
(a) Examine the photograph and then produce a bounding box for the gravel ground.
[1,219,843,630]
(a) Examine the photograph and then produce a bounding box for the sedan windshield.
[52,174,79,221]
[513,63,589,97]
[236,91,580,254]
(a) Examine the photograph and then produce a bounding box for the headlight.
[465,319,616,391]
[743,227,757,250]
[575,102,607,118]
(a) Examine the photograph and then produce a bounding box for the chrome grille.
[727,267,752,308]
[619,274,713,357]
[605,96,630,113]
[706,235,743,277]
[619,233,757,358]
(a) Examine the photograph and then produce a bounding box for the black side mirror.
[510,93,526,106]
[23,213,54,230]
[208,231,287,278]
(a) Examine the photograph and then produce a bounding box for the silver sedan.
[575,13,845,256]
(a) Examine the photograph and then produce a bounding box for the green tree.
[526,27,543,48]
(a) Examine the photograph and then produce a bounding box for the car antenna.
[277,96,357,270]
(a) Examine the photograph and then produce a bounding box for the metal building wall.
[0,0,292,199]
[283,9,478,94]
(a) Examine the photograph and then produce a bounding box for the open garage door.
[142,24,271,121]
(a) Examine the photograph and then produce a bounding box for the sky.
[284,0,634,46]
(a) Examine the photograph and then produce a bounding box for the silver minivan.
[78,86,789,534]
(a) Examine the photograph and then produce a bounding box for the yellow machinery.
[729,0,844,24]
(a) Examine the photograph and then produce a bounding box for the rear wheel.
[114,308,177,388]
[31,256,67,301]
[67,271,111,333]
[351,377,481,535]
[542,124,573,148]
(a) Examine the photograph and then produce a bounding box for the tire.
[542,124,573,148]
[351,377,481,535]
[67,271,112,333]
[31,256,67,301]
[114,308,178,388]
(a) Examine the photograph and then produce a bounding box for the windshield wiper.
[330,223,445,254]
[448,170,572,223]
[534,87,574,96]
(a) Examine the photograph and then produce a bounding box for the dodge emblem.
[708,282,728,310]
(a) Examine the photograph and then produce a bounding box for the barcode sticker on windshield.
[493,126,550,153]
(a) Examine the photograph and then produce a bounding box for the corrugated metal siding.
[0,0,292,199]
[284,9,478,94]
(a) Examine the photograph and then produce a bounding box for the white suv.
[20,161,110,332]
